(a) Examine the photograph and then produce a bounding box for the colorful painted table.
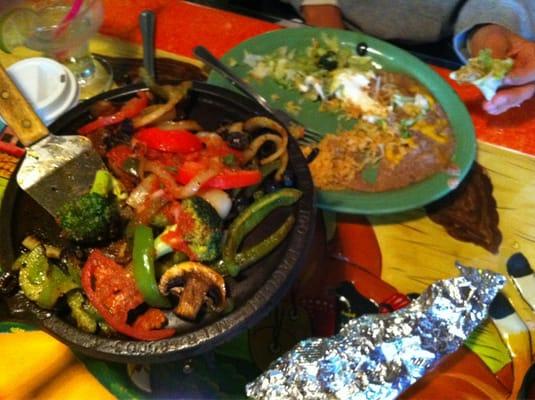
[1,1,535,398]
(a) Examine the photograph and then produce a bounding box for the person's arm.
[453,0,535,114]
[280,0,344,29]
[301,3,344,29]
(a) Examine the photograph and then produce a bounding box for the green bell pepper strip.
[66,290,112,334]
[18,245,79,309]
[234,213,296,269]
[66,290,98,333]
[222,188,302,276]
[132,224,171,308]
[91,169,113,197]
[214,214,296,277]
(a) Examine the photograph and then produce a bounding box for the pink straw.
[54,0,84,38]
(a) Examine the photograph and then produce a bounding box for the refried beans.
[304,71,455,192]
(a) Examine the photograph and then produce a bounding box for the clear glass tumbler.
[23,0,113,99]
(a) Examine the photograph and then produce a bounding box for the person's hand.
[301,4,345,29]
[469,24,535,114]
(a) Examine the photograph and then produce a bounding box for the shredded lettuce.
[242,50,264,68]
[241,34,375,101]
[450,49,513,100]
[237,35,433,138]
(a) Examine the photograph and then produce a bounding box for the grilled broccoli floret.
[154,196,223,262]
[56,170,120,243]
[182,196,223,260]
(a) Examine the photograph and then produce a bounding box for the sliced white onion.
[199,189,232,219]
[144,160,185,199]
[196,131,223,140]
[178,167,220,199]
[143,160,221,200]
[126,174,158,208]
[154,225,175,258]
[157,120,203,131]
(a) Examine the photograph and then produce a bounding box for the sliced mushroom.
[158,262,226,320]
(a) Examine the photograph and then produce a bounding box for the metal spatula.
[0,64,106,218]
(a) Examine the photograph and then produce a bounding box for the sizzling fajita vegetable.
[133,224,172,308]
[134,126,203,154]
[10,80,301,340]
[233,213,296,270]
[81,250,176,341]
[56,169,121,243]
[78,91,150,134]
[66,290,101,333]
[219,188,302,277]
[159,261,227,320]
[156,196,223,262]
[17,245,79,310]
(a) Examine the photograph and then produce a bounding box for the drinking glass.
[22,0,113,99]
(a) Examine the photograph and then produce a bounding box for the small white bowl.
[4,57,80,126]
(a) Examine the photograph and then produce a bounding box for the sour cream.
[330,70,386,115]
[298,76,326,100]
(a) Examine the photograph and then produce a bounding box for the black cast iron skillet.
[0,81,316,363]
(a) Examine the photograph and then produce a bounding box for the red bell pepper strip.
[81,249,175,341]
[106,144,134,172]
[134,127,203,154]
[177,161,262,189]
[105,144,138,189]
[78,92,150,135]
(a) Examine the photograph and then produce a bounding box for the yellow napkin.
[0,330,114,399]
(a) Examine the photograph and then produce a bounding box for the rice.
[305,126,454,193]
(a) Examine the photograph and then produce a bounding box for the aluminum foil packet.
[246,264,505,400]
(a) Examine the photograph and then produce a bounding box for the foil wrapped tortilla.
[246,264,505,400]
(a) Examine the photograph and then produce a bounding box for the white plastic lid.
[4,57,79,126]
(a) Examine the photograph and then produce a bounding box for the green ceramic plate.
[207,27,476,215]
